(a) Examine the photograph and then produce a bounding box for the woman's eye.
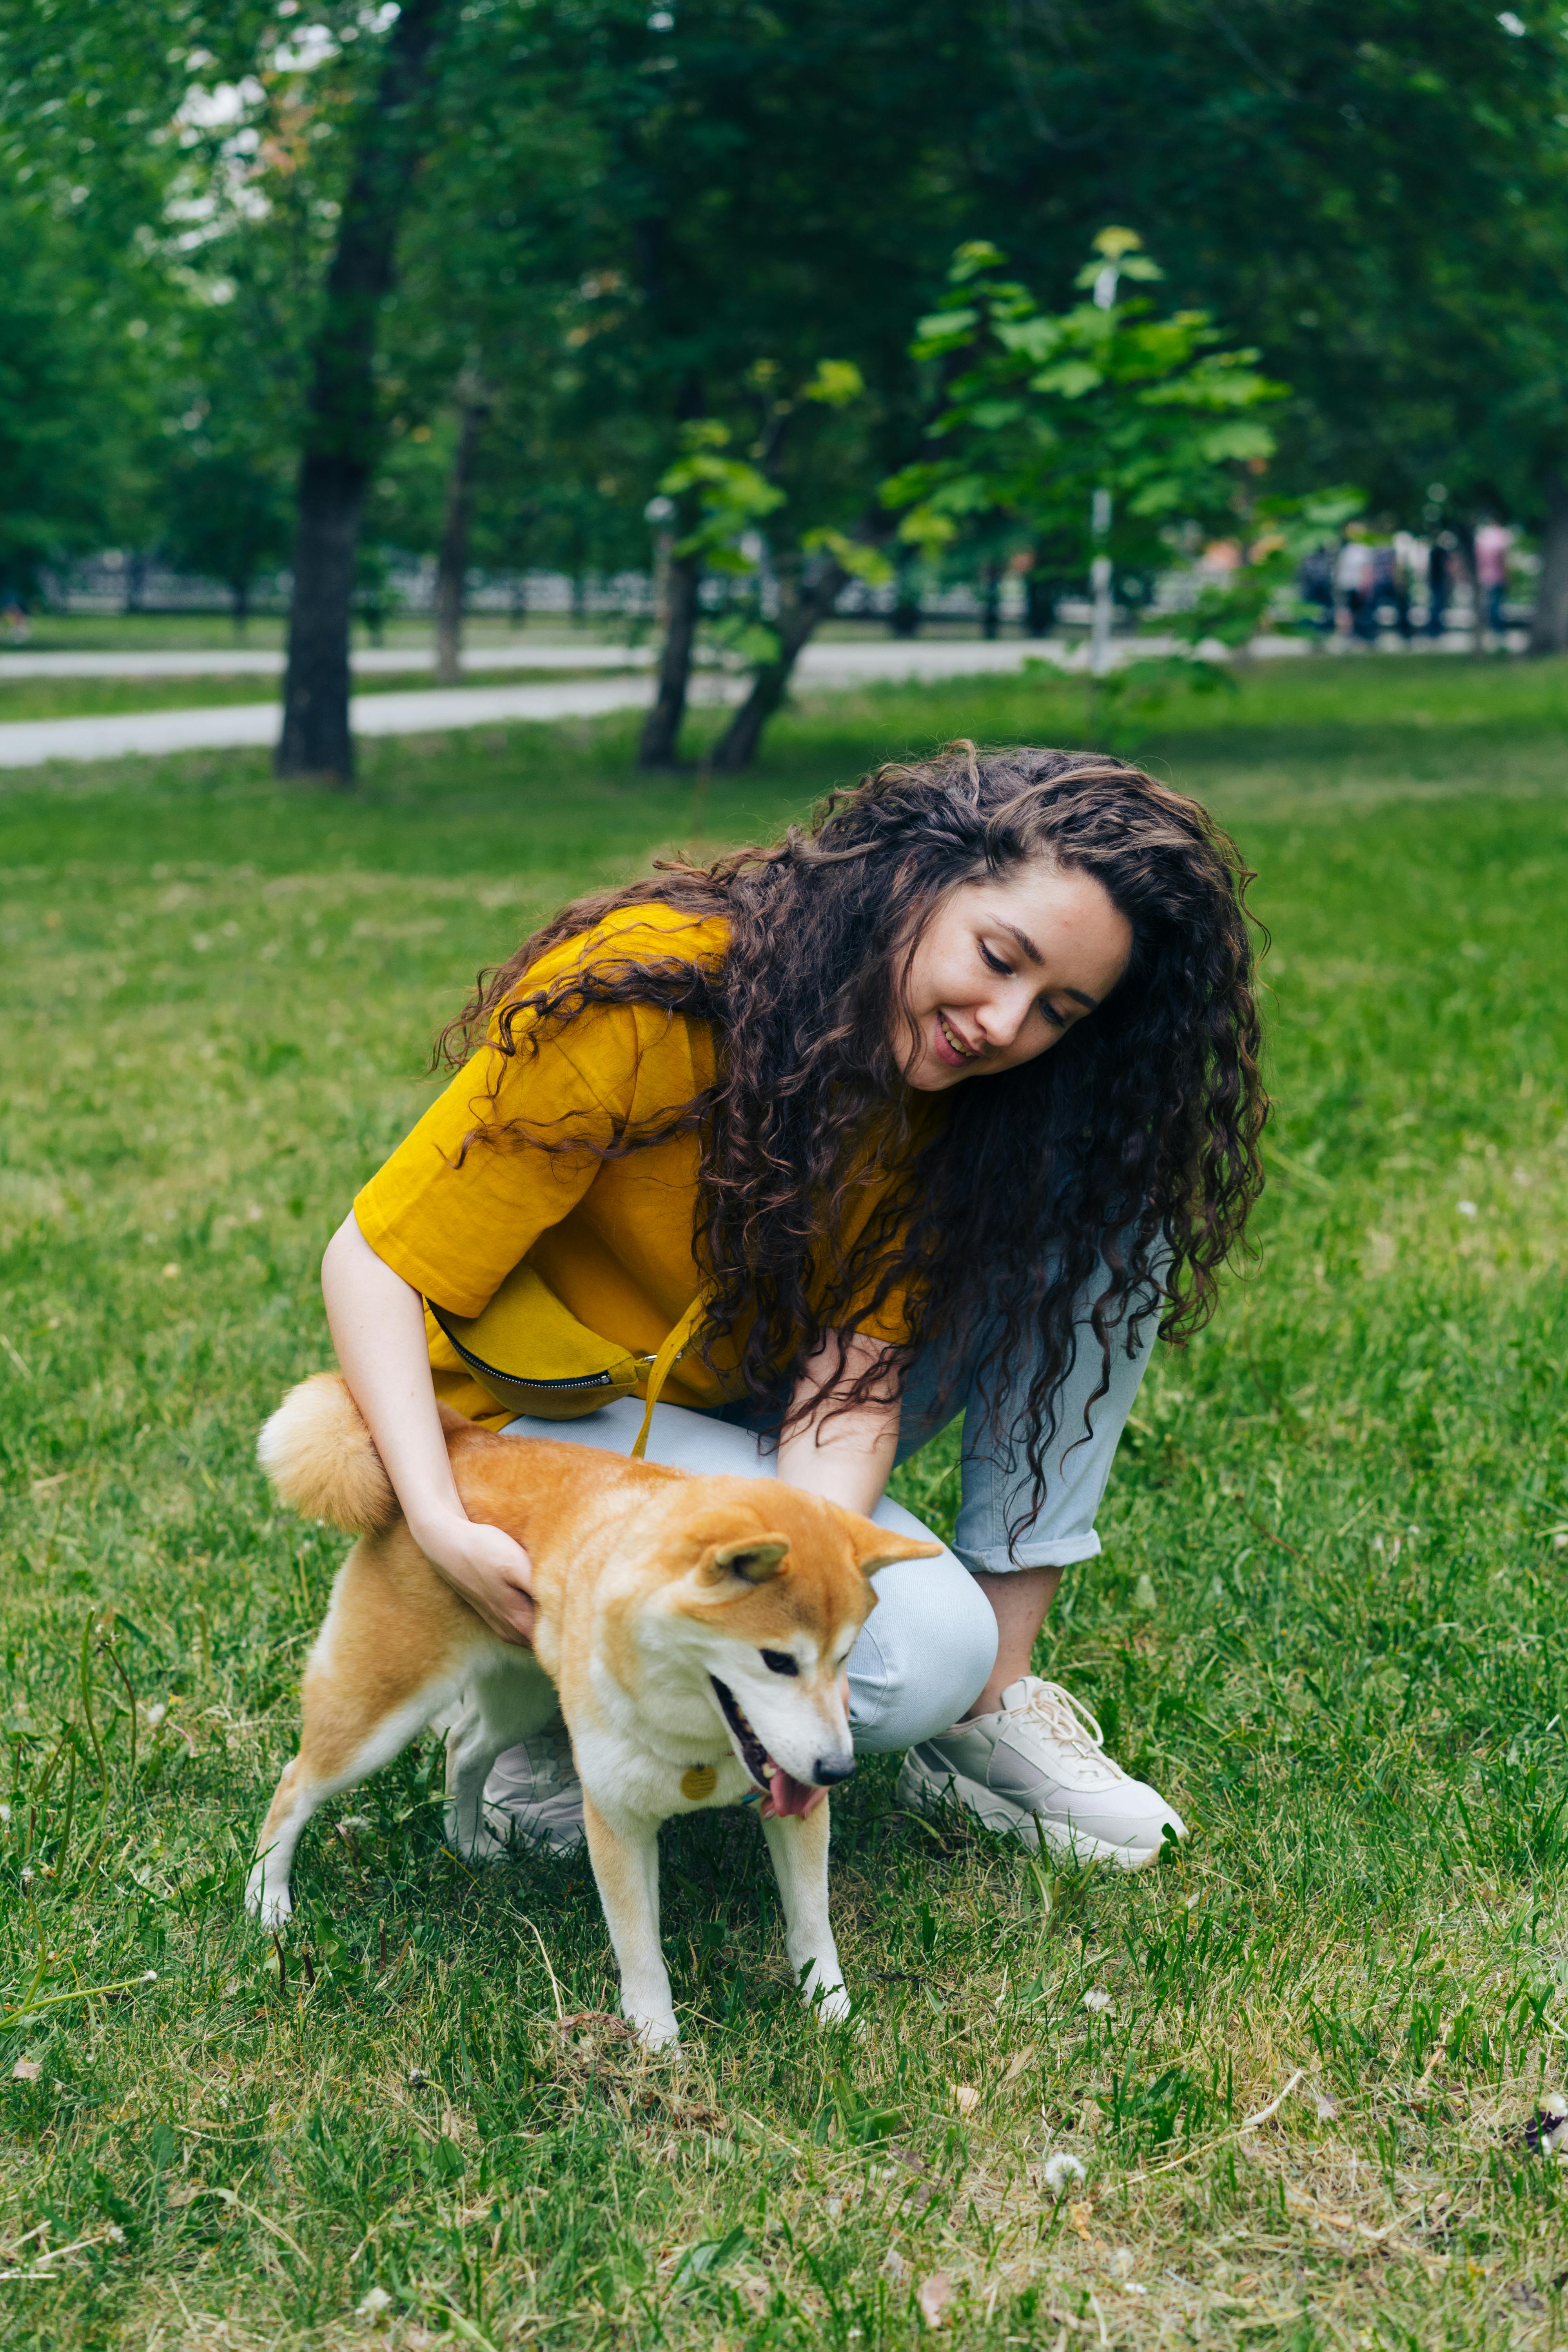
[980,944,1011,976]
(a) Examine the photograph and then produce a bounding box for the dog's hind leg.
[246,1534,480,1929]
[444,1657,559,1862]
[761,1802,850,2028]
[581,1793,679,2050]
[247,1684,445,1930]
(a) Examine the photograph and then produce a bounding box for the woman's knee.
[846,1551,997,1755]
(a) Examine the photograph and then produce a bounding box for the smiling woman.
[318,740,1266,1897]
[897,862,1133,1089]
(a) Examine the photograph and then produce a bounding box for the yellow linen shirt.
[354,904,933,1429]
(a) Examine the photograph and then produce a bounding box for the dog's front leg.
[761,1802,850,2028]
[581,1792,679,2051]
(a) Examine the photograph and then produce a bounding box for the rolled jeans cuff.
[951,1530,1103,1577]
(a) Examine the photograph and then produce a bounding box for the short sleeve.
[354,1005,650,1317]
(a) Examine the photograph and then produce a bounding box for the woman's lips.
[933,1011,979,1069]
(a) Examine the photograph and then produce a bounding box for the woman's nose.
[980,985,1031,1049]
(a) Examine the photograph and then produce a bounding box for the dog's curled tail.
[258,1373,398,1534]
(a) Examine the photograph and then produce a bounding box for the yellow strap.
[630,1294,708,1459]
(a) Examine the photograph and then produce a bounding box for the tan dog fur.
[247,1374,938,2047]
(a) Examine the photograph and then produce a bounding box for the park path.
[0,641,653,680]
[0,637,1059,768]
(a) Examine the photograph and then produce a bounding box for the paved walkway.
[0,636,1065,769]
[0,641,653,681]
[0,677,672,768]
[8,627,1490,771]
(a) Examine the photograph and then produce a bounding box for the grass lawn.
[6,655,1568,2348]
[0,615,624,657]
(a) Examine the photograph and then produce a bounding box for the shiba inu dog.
[246,1374,938,2049]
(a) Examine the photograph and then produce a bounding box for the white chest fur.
[572,1715,756,1824]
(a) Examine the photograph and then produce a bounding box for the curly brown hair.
[436,743,1267,1542]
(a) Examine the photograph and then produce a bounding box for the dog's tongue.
[760,1762,825,1820]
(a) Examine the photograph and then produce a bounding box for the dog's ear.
[834,1510,944,1579]
[701,1535,791,1586]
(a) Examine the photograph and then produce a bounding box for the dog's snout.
[813,1754,856,1787]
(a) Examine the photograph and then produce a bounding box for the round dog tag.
[681,1764,717,1800]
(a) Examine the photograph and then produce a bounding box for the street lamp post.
[1090,488,1114,679]
[1089,261,1118,679]
[644,493,676,626]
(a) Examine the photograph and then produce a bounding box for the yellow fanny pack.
[427,1258,707,1459]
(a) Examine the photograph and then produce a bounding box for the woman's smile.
[900,860,1133,1092]
[934,1009,982,1067]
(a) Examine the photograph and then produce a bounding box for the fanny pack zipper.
[435,1317,657,1394]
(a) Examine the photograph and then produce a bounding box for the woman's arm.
[774,1332,902,1517]
[320,1211,537,1643]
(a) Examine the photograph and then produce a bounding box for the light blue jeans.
[501,1303,1157,1754]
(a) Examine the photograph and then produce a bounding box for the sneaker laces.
[1014,1680,1126,1776]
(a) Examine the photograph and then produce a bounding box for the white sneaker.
[896,1676,1185,1870]
[470,1718,586,1858]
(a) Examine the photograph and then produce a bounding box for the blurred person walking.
[1426,534,1457,639]
[1336,529,1377,644]
[1298,543,1336,638]
[1369,537,1399,641]
[1390,532,1420,642]
[1474,520,1512,637]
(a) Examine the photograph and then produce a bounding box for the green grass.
[7,657,1568,2348]
[0,614,623,656]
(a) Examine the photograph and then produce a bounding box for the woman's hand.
[409,1509,537,1645]
[776,1331,902,1518]
[321,1214,538,1642]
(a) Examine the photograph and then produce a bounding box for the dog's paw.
[627,2009,682,2054]
[804,1976,852,2030]
[245,1872,292,1930]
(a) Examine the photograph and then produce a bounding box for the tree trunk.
[1024,564,1055,637]
[708,550,849,773]
[980,559,1001,641]
[1530,474,1568,653]
[277,459,365,779]
[637,549,701,766]
[890,553,922,639]
[276,0,452,782]
[435,377,489,684]
[636,365,706,768]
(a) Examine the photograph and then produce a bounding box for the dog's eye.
[760,1649,799,1676]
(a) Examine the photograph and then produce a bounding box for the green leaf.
[897,506,959,552]
[800,526,894,587]
[916,310,980,340]
[800,358,864,407]
[965,397,1028,430]
[1028,361,1103,399]
[995,318,1063,363]
[949,240,1006,280]
[671,2225,748,2292]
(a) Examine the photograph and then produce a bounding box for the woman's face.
[896,859,1133,1093]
